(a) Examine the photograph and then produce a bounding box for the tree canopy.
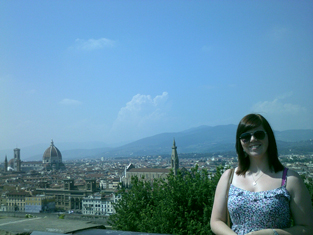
[109,166,223,235]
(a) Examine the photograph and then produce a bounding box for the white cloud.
[70,38,115,51]
[251,94,311,130]
[252,98,306,115]
[117,92,168,121]
[60,99,82,106]
[109,92,169,142]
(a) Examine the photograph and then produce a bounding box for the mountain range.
[1,125,313,162]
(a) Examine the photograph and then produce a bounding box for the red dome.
[43,140,62,163]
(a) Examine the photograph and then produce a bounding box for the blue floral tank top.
[228,168,291,235]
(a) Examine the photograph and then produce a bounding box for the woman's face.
[240,125,269,159]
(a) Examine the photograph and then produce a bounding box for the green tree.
[109,166,224,235]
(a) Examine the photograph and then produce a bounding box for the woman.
[210,114,313,235]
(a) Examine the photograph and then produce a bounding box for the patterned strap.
[281,167,288,186]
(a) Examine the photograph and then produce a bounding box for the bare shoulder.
[286,168,303,182]
[216,168,234,189]
[213,168,235,201]
[286,168,306,194]
[287,168,300,177]
[220,168,234,181]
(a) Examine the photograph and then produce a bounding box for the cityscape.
[0,138,312,233]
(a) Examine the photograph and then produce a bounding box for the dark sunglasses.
[239,130,267,143]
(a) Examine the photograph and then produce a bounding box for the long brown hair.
[235,114,284,175]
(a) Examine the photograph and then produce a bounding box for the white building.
[99,177,120,190]
[82,193,120,216]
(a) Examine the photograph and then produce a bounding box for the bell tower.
[14,148,21,172]
[171,139,179,175]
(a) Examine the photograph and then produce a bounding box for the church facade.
[121,139,180,187]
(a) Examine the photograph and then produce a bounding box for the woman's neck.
[248,154,270,174]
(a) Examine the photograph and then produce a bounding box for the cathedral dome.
[8,159,14,167]
[43,140,62,164]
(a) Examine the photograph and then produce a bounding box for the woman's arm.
[210,169,237,235]
[246,169,313,235]
[284,169,313,234]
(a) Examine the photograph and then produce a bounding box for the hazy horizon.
[1,123,312,163]
[1,122,312,151]
[1,1,312,150]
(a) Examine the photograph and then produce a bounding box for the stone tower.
[14,148,21,172]
[171,139,179,175]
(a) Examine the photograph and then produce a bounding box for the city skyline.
[1,1,312,149]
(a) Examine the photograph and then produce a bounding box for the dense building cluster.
[0,140,181,216]
[0,139,312,217]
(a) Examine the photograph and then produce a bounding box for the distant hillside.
[274,130,313,142]
[99,125,237,157]
[98,125,313,158]
[1,125,313,161]
[276,140,313,155]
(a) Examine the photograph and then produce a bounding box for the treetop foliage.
[109,166,224,235]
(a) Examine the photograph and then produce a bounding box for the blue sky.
[1,0,312,149]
